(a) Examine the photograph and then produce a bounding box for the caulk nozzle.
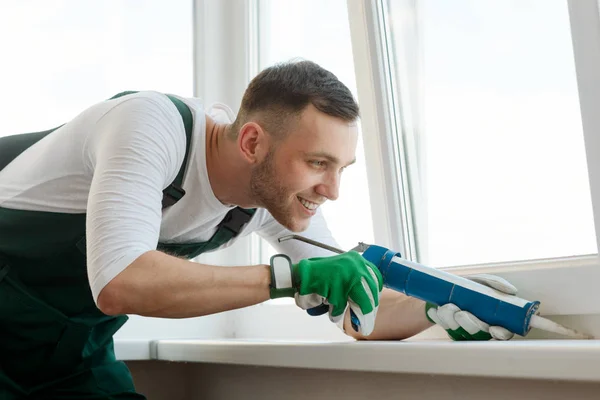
[529,315,594,339]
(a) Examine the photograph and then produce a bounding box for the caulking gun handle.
[307,304,328,316]
[360,244,539,336]
[307,304,362,333]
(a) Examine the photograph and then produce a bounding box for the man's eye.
[310,160,326,168]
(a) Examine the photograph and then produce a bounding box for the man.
[0,60,516,399]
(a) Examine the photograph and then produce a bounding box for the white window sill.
[115,339,155,360]
[115,338,600,382]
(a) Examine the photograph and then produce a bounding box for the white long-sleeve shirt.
[0,91,339,302]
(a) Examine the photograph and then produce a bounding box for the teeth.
[298,197,318,210]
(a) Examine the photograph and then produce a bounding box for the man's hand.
[270,251,383,336]
[425,274,517,341]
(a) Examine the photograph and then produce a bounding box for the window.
[0,0,192,136]
[346,0,600,320]
[384,0,596,267]
[256,0,375,260]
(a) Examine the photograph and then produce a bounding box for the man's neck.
[205,115,254,208]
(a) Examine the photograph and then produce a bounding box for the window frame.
[346,0,600,317]
[191,0,260,271]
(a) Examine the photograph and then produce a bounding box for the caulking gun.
[278,235,593,339]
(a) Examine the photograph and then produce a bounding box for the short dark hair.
[230,60,359,140]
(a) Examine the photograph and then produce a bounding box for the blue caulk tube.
[361,245,539,336]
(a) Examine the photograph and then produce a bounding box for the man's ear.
[238,122,269,163]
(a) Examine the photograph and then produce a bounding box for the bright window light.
[386,0,597,266]
[0,0,192,137]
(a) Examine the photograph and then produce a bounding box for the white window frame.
[346,0,600,317]
[192,0,260,269]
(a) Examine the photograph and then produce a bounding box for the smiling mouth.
[297,196,319,211]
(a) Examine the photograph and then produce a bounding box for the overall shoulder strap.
[184,207,257,257]
[109,91,193,209]
[161,95,193,208]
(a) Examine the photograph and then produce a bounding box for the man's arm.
[85,91,191,304]
[97,250,271,317]
[342,288,434,340]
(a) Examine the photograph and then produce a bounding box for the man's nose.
[316,172,340,201]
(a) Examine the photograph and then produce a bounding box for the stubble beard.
[250,151,305,232]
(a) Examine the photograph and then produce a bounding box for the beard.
[250,151,305,232]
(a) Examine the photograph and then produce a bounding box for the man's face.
[250,105,358,232]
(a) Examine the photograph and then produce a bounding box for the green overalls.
[0,92,254,399]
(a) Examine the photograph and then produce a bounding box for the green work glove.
[269,251,383,336]
[424,274,517,341]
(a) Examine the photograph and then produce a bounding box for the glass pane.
[387,0,597,266]
[0,0,192,136]
[257,0,374,259]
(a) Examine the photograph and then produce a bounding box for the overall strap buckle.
[217,208,254,235]
[162,184,186,208]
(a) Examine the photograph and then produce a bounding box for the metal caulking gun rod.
[278,235,594,339]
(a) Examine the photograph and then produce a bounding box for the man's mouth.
[297,196,319,211]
